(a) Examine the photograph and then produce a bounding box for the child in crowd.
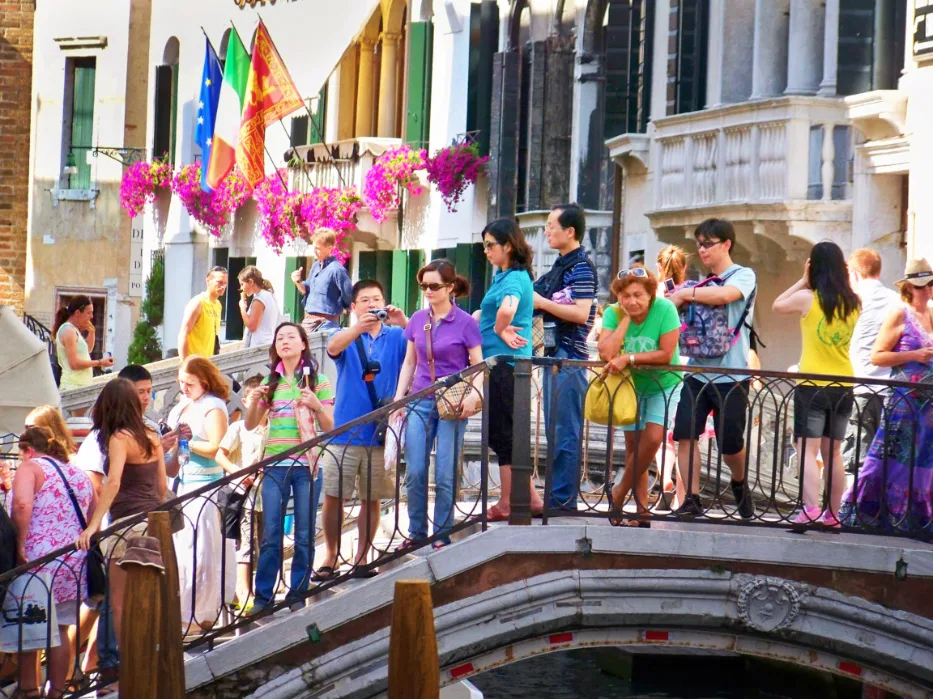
[216,375,269,609]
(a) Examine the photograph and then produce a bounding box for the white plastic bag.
[384,412,406,471]
[1,570,60,651]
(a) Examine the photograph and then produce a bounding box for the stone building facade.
[0,1,35,312]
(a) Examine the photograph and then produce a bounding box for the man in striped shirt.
[534,204,597,512]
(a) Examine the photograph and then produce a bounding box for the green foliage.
[128,254,165,365]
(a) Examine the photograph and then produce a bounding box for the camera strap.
[354,335,381,412]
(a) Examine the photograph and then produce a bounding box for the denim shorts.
[623,383,683,432]
[793,385,854,441]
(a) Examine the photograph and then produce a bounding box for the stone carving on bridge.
[736,575,808,633]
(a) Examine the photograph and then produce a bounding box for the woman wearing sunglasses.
[839,258,933,532]
[393,259,483,550]
[598,265,683,527]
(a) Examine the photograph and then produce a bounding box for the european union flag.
[195,38,223,192]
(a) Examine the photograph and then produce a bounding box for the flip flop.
[487,504,509,522]
[311,566,336,582]
[350,568,379,579]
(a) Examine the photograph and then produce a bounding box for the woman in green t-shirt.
[597,265,683,527]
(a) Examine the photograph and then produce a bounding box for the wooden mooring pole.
[118,537,163,699]
[149,510,186,697]
[387,580,439,699]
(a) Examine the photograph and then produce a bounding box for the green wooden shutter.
[358,251,377,281]
[283,256,302,322]
[170,64,179,165]
[70,59,96,189]
[405,21,433,148]
[309,85,327,144]
[390,249,424,315]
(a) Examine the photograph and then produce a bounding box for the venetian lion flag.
[235,21,304,187]
[205,27,250,190]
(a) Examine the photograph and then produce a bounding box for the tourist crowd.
[3,214,933,696]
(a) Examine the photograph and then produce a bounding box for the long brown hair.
[25,405,77,456]
[19,425,71,463]
[267,322,319,398]
[179,356,231,401]
[93,378,154,464]
[238,265,274,293]
[53,294,93,336]
[417,258,470,297]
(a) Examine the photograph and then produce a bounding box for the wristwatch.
[629,354,636,367]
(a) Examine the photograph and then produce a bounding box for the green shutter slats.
[405,21,433,148]
[71,60,96,189]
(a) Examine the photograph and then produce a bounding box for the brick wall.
[0,1,34,311]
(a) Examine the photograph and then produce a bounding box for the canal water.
[469,648,870,699]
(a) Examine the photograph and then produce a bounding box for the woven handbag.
[424,312,482,421]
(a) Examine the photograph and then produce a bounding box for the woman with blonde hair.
[25,405,77,459]
[238,265,279,348]
[656,245,688,291]
[166,356,230,633]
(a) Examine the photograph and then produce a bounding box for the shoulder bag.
[43,458,106,600]
[424,312,482,421]
[354,336,392,443]
[583,306,637,427]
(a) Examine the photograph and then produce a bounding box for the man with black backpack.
[666,218,757,519]
[533,204,597,512]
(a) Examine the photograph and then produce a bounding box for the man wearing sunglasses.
[533,203,597,512]
[666,218,757,518]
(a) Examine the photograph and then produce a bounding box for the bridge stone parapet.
[184,522,933,698]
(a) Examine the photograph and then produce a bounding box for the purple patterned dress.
[840,306,933,532]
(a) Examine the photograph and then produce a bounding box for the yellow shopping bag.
[584,369,637,426]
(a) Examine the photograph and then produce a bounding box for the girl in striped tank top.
[244,323,334,613]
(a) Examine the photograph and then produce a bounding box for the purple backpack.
[678,269,756,359]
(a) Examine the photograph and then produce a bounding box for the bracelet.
[692,287,697,304]
[630,354,636,367]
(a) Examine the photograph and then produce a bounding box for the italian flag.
[206,28,250,190]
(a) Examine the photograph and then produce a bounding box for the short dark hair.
[118,364,153,383]
[351,279,385,303]
[208,266,228,277]
[694,218,736,253]
[553,203,586,242]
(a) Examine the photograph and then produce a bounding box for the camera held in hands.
[369,308,389,321]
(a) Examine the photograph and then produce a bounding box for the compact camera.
[369,308,389,321]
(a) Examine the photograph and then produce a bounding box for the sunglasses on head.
[419,282,449,292]
[696,238,723,250]
[617,268,649,280]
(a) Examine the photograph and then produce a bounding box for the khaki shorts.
[321,445,395,501]
[100,517,149,564]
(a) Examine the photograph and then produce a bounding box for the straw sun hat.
[895,258,933,287]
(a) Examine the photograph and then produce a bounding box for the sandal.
[432,541,448,551]
[624,516,652,529]
[396,537,419,552]
[607,489,625,527]
[487,504,509,522]
[350,568,379,579]
[311,566,336,582]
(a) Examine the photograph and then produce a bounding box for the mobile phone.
[664,278,676,293]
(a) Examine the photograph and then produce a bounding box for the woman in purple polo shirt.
[393,259,483,549]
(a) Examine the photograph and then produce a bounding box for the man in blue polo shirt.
[315,280,408,579]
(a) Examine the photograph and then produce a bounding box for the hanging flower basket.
[253,170,305,252]
[362,144,427,222]
[298,186,363,264]
[424,142,489,212]
[171,164,250,237]
[120,160,173,218]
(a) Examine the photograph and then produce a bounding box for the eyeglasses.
[482,241,501,250]
[419,283,449,292]
[696,239,723,250]
[617,268,649,280]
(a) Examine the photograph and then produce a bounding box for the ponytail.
[19,426,70,464]
[451,274,470,298]
[52,294,93,336]
[262,279,274,293]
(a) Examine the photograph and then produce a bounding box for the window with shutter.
[672,0,708,115]
[283,256,303,322]
[837,0,906,95]
[152,65,176,162]
[309,85,327,144]
[466,2,499,155]
[290,116,309,147]
[64,57,96,189]
[405,21,433,148]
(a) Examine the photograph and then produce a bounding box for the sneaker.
[820,509,842,529]
[731,480,755,520]
[674,494,704,517]
[792,505,822,524]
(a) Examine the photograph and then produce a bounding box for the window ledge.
[50,188,100,209]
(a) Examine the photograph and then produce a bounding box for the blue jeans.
[254,466,323,608]
[96,592,118,669]
[403,398,465,545]
[543,347,587,510]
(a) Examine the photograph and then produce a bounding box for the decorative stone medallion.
[736,576,805,632]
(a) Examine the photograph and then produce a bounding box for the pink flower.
[362,144,426,222]
[424,143,488,212]
[120,160,173,218]
[170,163,251,237]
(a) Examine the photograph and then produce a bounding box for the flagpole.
[254,15,347,188]
[200,26,220,59]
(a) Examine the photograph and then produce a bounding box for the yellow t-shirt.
[798,294,859,385]
[187,295,222,358]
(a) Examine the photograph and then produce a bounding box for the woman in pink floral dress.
[11,426,96,698]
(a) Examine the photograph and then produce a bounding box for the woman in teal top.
[598,265,682,527]
[478,218,542,521]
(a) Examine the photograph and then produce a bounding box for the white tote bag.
[1,571,61,652]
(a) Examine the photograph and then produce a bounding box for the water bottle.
[177,439,190,470]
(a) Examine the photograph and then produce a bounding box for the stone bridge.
[184,520,933,699]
